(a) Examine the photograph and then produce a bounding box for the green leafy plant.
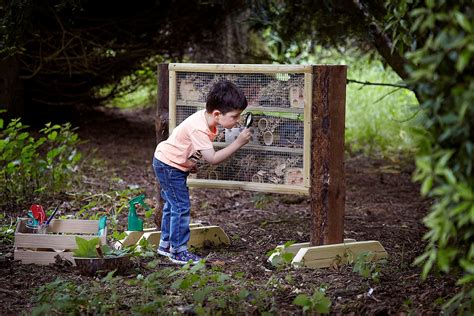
[166,262,274,314]
[0,118,82,207]
[72,236,128,258]
[31,273,121,315]
[0,214,15,245]
[385,1,474,312]
[351,251,386,283]
[293,285,331,314]
[252,193,273,209]
[266,240,296,267]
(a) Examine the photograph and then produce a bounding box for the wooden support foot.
[290,240,388,269]
[142,225,230,248]
[116,223,204,248]
[274,239,357,256]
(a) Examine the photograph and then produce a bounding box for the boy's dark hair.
[206,80,247,114]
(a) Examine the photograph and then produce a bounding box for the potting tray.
[14,218,107,265]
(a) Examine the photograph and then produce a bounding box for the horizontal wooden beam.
[169,63,313,73]
[187,179,309,195]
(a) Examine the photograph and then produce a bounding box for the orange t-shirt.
[154,110,217,172]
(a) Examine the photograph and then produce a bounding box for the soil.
[0,107,458,314]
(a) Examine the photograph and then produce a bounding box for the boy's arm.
[200,128,252,165]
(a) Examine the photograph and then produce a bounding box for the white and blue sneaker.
[170,250,202,265]
[157,246,171,257]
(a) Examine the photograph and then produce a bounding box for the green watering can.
[127,195,152,231]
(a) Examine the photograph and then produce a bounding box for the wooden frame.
[14,219,106,265]
[157,63,348,244]
[167,63,312,194]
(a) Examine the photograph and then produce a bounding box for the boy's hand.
[236,128,252,145]
[201,127,252,165]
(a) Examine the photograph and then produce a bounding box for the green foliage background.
[386,0,474,311]
[0,115,82,207]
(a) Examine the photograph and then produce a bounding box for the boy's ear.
[211,110,222,119]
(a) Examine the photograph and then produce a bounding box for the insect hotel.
[155,63,387,268]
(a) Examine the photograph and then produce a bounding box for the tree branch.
[351,0,409,80]
[347,78,409,89]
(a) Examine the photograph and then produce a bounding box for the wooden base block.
[291,240,388,268]
[140,225,230,249]
[275,239,357,256]
[116,223,204,248]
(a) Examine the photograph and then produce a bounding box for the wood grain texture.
[154,63,170,229]
[310,65,347,246]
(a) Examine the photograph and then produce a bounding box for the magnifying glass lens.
[245,113,253,128]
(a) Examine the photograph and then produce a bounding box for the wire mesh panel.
[169,64,312,195]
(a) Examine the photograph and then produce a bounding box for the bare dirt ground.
[0,107,458,314]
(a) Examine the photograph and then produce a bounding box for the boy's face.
[215,109,242,129]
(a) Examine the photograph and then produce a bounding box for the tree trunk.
[0,56,24,119]
[153,64,170,229]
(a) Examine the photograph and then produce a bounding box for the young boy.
[152,80,252,264]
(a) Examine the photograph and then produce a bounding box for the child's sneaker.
[170,250,202,265]
[157,246,171,257]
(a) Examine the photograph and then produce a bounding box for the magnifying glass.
[244,112,253,128]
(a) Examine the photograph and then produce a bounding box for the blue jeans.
[152,157,190,254]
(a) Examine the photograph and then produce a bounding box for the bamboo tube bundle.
[257,117,282,146]
[262,131,280,146]
[257,117,281,133]
[257,118,269,131]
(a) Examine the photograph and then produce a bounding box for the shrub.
[0,116,82,207]
[386,1,474,313]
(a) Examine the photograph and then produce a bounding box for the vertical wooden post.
[310,65,347,246]
[154,63,170,228]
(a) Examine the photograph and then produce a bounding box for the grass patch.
[344,58,420,157]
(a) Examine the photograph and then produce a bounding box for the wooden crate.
[14,218,106,265]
